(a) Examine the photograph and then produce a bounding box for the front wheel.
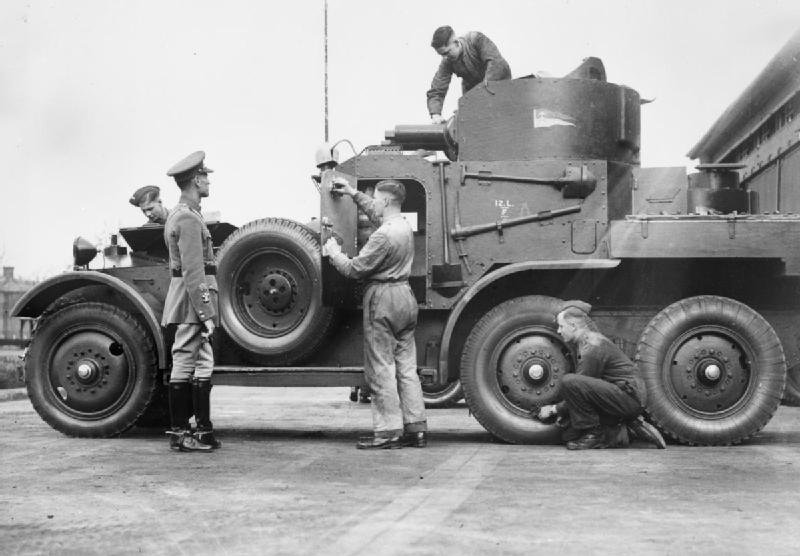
[25,302,157,437]
[636,296,786,445]
[460,296,571,444]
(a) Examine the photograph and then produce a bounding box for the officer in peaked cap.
[161,150,221,452]
[129,185,169,225]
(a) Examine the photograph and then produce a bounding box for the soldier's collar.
[177,194,202,213]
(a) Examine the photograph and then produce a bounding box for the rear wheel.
[423,379,464,408]
[217,218,337,364]
[460,296,571,444]
[25,302,157,437]
[636,296,785,445]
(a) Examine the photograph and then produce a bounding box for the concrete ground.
[1,387,800,556]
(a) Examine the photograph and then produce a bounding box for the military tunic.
[329,192,427,437]
[162,200,217,381]
[426,31,512,116]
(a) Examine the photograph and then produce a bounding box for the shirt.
[328,192,413,282]
[426,31,512,116]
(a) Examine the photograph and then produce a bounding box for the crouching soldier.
[537,301,666,450]
[162,151,221,452]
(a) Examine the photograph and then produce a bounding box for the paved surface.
[2,387,800,555]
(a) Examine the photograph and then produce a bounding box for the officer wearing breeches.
[323,178,428,449]
[538,302,666,450]
[162,151,221,452]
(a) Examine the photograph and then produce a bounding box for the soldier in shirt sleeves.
[323,178,428,449]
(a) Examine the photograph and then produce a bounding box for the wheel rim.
[662,325,756,417]
[491,326,573,412]
[231,248,312,338]
[47,325,136,418]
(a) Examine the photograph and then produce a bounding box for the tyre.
[134,382,170,427]
[782,366,800,406]
[25,302,157,437]
[460,296,571,444]
[217,218,337,365]
[423,379,464,408]
[636,296,786,445]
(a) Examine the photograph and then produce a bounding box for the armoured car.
[15,57,800,444]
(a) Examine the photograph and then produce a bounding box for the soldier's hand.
[323,237,341,257]
[331,177,356,197]
[201,318,215,340]
[430,114,445,124]
[538,404,558,421]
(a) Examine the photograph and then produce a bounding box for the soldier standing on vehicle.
[162,151,221,452]
[537,302,666,450]
[323,178,427,449]
[427,26,512,124]
[129,185,169,225]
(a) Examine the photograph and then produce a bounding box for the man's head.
[556,306,595,344]
[129,185,168,224]
[372,179,405,217]
[167,151,213,198]
[431,26,461,60]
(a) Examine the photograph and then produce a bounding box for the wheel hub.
[523,362,547,382]
[257,271,295,314]
[234,250,310,337]
[75,360,100,383]
[667,330,751,414]
[496,331,571,411]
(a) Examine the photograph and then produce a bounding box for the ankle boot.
[192,378,222,449]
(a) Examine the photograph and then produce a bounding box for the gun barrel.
[384,124,452,150]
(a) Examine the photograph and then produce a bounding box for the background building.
[0,266,36,344]
[688,28,800,213]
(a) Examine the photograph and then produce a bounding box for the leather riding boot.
[192,378,222,449]
[168,382,207,451]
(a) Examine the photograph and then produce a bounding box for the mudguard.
[438,259,620,381]
[12,271,167,368]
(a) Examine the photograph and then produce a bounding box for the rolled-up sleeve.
[353,191,381,228]
[426,59,453,116]
[329,231,390,280]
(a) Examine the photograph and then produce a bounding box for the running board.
[211,366,437,387]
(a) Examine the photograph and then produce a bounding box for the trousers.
[560,374,641,431]
[363,282,427,437]
[170,323,213,382]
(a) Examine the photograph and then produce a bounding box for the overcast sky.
[2,0,799,279]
